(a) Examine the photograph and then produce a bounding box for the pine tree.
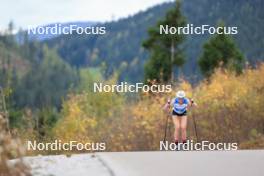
[198,23,245,78]
[143,0,186,83]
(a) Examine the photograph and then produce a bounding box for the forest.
[46,0,264,83]
[0,0,264,175]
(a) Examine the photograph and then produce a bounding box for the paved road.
[97,150,264,176]
[23,150,264,176]
[22,154,111,176]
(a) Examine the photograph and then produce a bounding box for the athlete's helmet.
[176,90,186,98]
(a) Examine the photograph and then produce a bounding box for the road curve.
[21,150,264,176]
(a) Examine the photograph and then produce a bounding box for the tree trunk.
[170,40,174,83]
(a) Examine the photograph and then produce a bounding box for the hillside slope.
[46,0,264,82]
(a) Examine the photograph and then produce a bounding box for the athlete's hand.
[162,99,170,113]
[191,99,198,107]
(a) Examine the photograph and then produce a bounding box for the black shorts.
[172,110,187,116]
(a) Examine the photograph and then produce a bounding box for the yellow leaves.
[178,81,192,97]
[197,65,262,109]
[87,118,98,128]
[51,83,126,151]
[48,64,264,151]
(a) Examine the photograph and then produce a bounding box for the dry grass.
[0,115,31,176]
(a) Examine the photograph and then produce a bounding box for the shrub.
[0,115,30,176]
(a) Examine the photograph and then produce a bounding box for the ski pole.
[163,112,169,142]
[192,112,199,142]
[189,97,199,142]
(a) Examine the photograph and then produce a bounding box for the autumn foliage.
[50,64,264,152]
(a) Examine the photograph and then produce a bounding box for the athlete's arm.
[162,98,171,112]
[186,98,196,108]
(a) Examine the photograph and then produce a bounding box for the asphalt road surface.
[97,150,264,176]
[23,150,264,176]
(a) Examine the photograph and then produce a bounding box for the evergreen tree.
[14,45,78,109]
[199,23,245,78]
[143,0,186,83]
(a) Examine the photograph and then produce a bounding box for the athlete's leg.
[180,116,188,142]
[172,116,181,142]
